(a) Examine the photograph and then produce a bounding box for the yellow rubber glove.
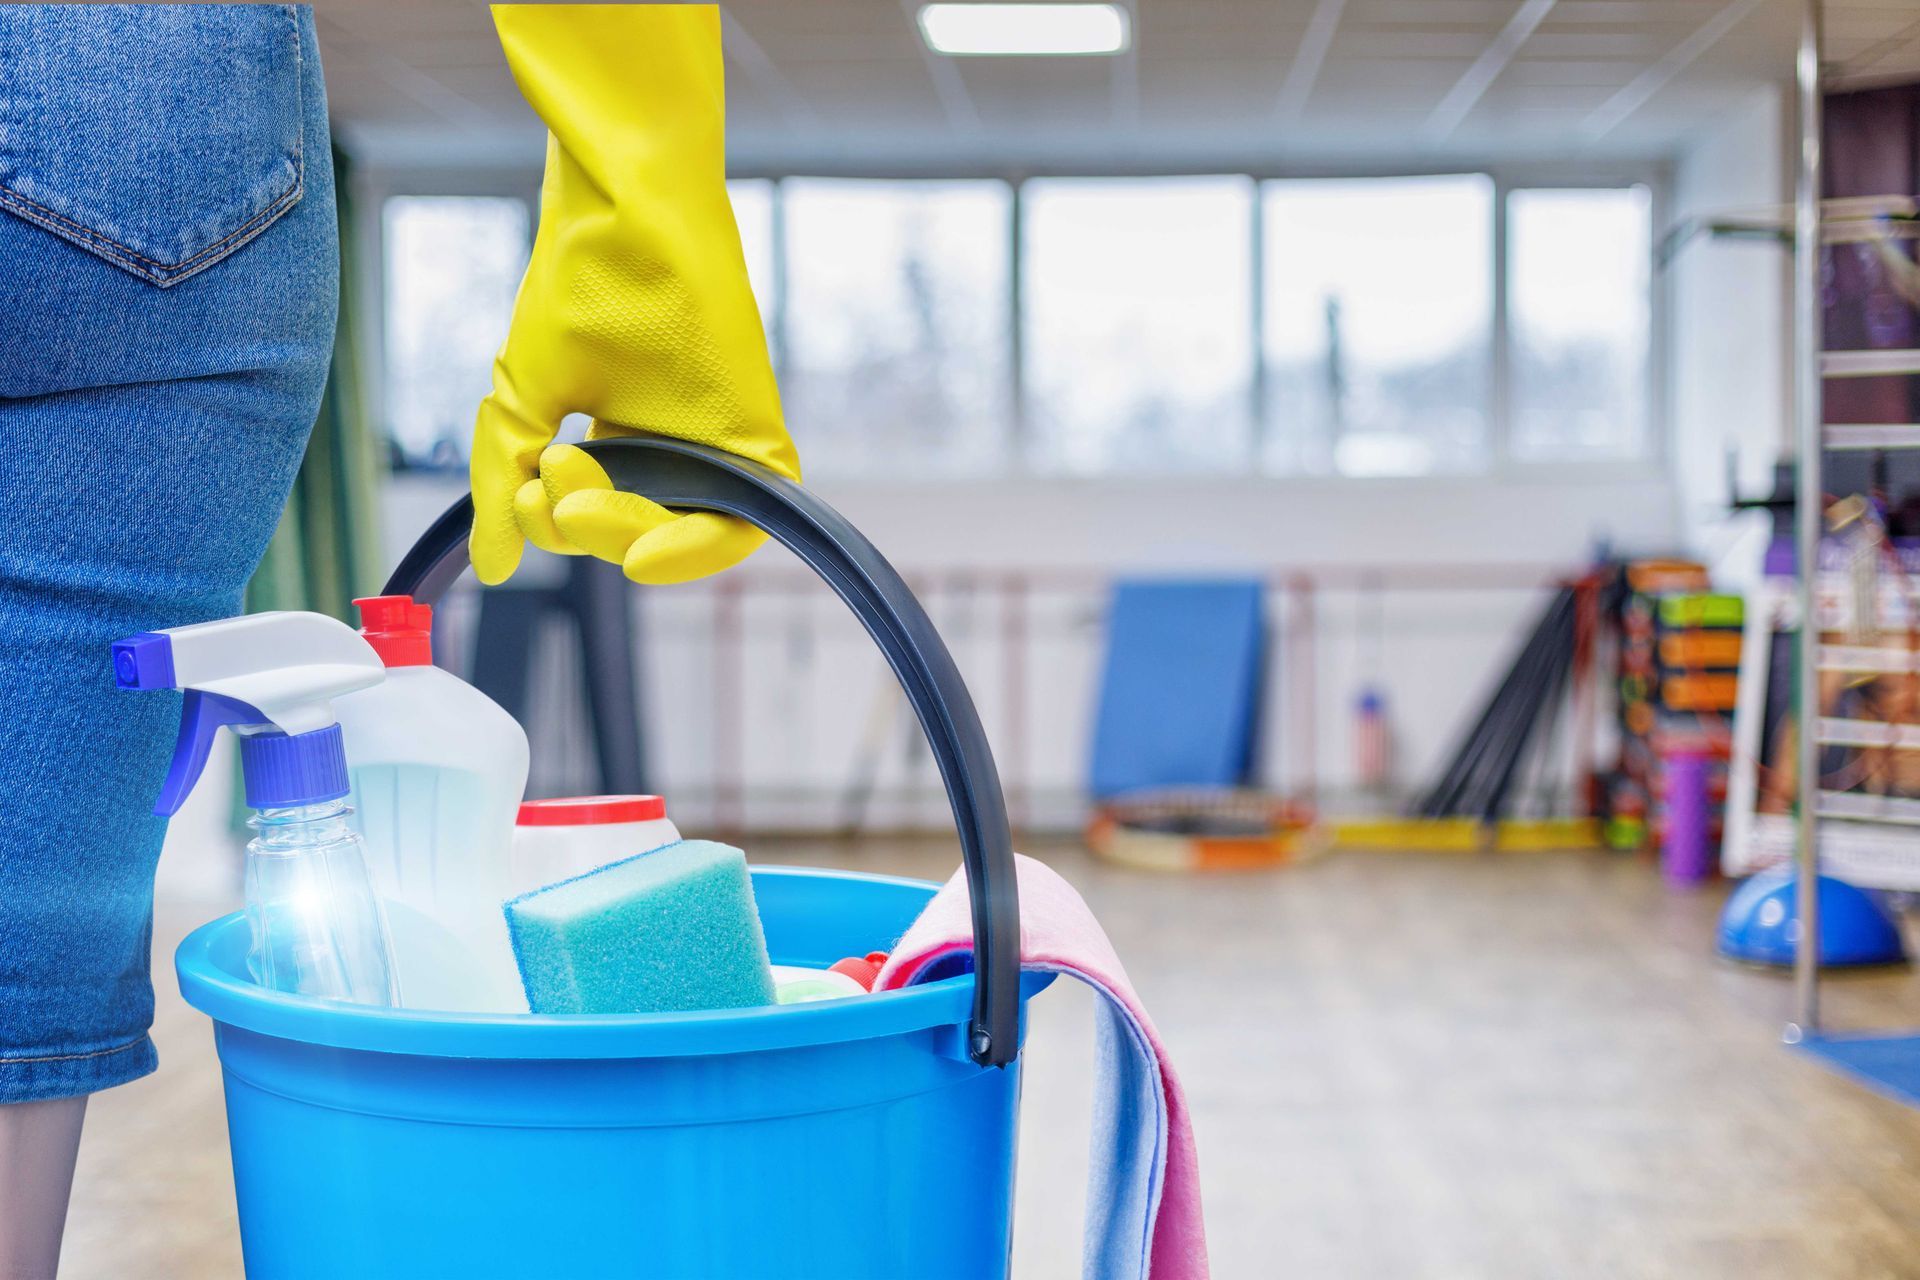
[535,441,763,585]
[471,4,798,587]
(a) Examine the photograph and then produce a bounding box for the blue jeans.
[0,5,337,1101]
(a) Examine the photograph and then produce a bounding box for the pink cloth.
[875,854,1208,1280]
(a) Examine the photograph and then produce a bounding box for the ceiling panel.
[1506,58,1643,85]
[1142,18,1307,62]
[1347,0,1519,24]
[313,0,1810,173]
[960,55,1120,132]
[1480,83,1624,110]
[1314,59,1476,94]
[1827,0,1920,87]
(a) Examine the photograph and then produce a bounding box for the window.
[782,178,1012,475]
[726,179,777,326]
[378,174,1657,478]
[382,196,530,467]
[1023,176,1253,473]
[1262,175,1494,477]
[1507,186,1652,461]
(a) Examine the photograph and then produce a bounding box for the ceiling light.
[917,4,1130,57]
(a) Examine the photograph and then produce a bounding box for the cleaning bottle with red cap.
[334,595,531,1012]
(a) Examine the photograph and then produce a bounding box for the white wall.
[1667,85,1795,588]
[387,464,1675,834]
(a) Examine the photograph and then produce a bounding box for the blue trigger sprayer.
[114,612,400,1007]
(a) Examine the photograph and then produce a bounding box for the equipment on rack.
[1602,561,1741,859]
[1414,578,1592,824]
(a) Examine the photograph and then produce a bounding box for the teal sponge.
[504,840,777,1014]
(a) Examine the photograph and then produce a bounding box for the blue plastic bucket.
[177,437,1040,1277]
[178,867,1051,1278]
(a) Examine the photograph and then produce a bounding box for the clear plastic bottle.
[111,611,402,1008]
[244,799,399,1007]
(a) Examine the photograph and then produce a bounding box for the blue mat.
[1089,578,1265,800]
[1796,1032,1920,1109]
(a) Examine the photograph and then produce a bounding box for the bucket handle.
[382,434,1023,1068]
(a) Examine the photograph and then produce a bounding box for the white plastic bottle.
[334,595,530,1013]
[512,795,680,893]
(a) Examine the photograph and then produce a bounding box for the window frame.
[1019,172,1260,476]
[1489,164,1668,483]
[777,175,1020,477]
[363,159,1667,483]
[1255,170,1500,479]
[359,168,540,471]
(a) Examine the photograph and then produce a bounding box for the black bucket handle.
[383,434,1023,1068]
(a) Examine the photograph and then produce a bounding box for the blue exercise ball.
[1717,870,1907,967]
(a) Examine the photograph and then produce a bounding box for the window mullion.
[769,177,788,379]
[1250,177,1267,473]
[1491,175,1513,473]
[1009,176,1027,475]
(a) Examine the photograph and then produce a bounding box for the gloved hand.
[471,4,798,587]
[528,441,766,586]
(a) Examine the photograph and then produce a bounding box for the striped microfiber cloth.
[875,854,1208,1280]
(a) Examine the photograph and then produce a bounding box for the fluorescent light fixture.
[917,3,1129,56]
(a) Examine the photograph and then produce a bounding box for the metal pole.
[1294,575,1318,809]
[1789,0,1824,1042]
[998,573,1029,837]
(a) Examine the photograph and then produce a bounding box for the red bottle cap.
[828,952,888,991]
[516,795,668,827]
[354,595,433,668]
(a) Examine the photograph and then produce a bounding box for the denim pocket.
[0,4,304,287]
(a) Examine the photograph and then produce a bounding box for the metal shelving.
[1790,1,1920,1041]
[1823,424,1920,451]
[1818,642,1920,672]
[1789,0,1825,1038]
[1816,717,1920,750]
[1817,790,1920,825]
[1821,349,1920,379]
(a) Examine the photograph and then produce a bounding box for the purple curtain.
[1822,84,1920,427]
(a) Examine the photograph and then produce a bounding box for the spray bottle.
[113,613,399,1007]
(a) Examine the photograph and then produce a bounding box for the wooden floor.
[60,841,1920,1279]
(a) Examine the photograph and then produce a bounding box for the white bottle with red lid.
[334,595,531,1012]
[512,795,681,892]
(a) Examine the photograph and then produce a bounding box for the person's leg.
[0,3,338,1266]
[0,1097,85,1280]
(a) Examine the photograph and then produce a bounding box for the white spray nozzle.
[113,611,386,814]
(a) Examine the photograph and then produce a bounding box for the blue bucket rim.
[176,865,1046,1061]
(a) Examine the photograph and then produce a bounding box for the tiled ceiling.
[317,1,1817,173]
[1827,1,1920,88]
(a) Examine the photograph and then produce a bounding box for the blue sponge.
[503,840,777,1014]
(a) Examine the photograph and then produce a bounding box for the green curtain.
[234,149,386,828]
[247,145,387,619]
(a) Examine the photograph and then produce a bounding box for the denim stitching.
[0,1035,147,1066]
[0,180,301,282]
[288,5,304,179]
[0,4,306,287]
